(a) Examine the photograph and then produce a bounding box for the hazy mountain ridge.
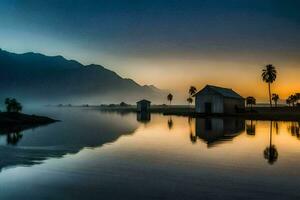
[0,49,166,104]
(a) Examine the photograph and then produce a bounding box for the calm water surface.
[0,107,300,199]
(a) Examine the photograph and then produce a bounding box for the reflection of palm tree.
[6,132,23,145]
[263,121,278,164]
[288,122,300,138]
[246,120,256,135]
[188,117,197,143]
[246,97,256,111]
[274,121,279,134]
[168,117,173,130]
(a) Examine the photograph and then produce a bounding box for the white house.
[194,85,245,114]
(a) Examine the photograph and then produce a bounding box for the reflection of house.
[194,85,245,114]
[137,112,151,123]
[195,118,245,147]
[136,99,151,112]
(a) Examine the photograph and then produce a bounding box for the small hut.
[194,85,245,114]
[137,99,151,112]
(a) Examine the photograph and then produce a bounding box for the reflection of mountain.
[0,109,139,172]
[195,118,245,147]
[0,48,166,104]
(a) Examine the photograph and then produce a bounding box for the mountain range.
[0,49,167,105]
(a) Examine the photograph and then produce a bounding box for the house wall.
[195,89,224,113]
[137,102,150,112]
[223,98,245,114]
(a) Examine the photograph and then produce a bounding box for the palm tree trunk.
[268,83,272,108]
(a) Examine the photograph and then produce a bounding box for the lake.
[0,107,300,200]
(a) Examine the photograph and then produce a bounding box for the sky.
[0,0,300,102]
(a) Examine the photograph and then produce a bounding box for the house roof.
[194,85,244,99]
[136,99,151,104]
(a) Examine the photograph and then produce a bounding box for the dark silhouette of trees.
[287,95,297,107]
[4,98,22,113]
[246,96,256,111]
[167,93,173,105]
[187,97,193,106]
[189,86,197,96]
[6,132,23,145]
[296,93,300,105]
[262,64,277,107]
[263,121,278,165]
[167,117,173,130]
[246,120,256,135]
[272,93,279,107]
[186,86,197,107]
[286,98,291,107]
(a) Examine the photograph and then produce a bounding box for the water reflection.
[192,118,245,147]
[288,121,300,139]
[246,120,256,136]
[0,108,139,172]
[263,121,279,165]
[6,132,23,145]
[137,112,151,124]
[1,110,300,199]
[167,116,174,130]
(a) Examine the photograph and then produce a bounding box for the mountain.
[0,49,166,105]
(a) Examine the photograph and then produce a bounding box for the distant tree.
[187,97,193,106]
[288,95,297,107]
[296,93,300,104]
[167,93,173,105]
[246,96,256,111]
[5,98,22,113]
[120,102,128,107]
[189,86,197,97]
[272,93,279,107]
[285,97,292,106]
[262,64,277,107]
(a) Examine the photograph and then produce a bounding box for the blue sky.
[0,0,299,100]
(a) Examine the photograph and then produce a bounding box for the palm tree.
[272,93,279,107]
[167,93,173,105]
[262,64,277,107]
[187,97,193,107]
[189,86,197,97]
[246,96,256,111]
[288,94,297,107]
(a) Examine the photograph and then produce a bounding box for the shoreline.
[0,112,58,134]
[94,105,300,121]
